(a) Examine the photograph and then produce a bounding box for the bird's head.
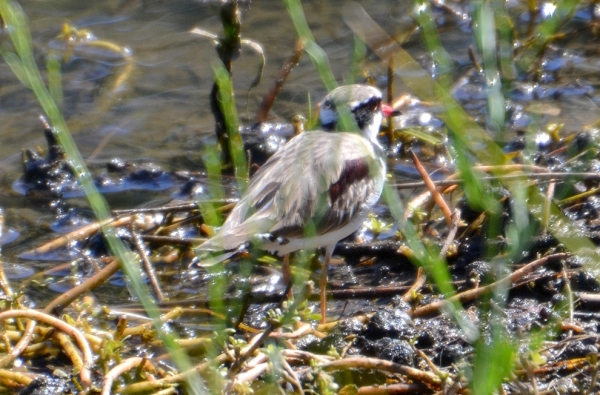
[319,84,397,143]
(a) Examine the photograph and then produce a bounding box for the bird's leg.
[282,253,293,298]
[320,245,335,324]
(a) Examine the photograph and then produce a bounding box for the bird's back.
[198,130,385,254]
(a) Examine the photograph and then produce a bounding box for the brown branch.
[119,353,230,394]
[542,180,556,232]
[401,267,425,303]
[410,149,452,227]
[394,170,598,190]
[578,292,600,307]
[227,323,278,378]
[0,258,12,296]
[101,357,157,395]
[281,349,335,364]
[0,310,93,390]
[322,357,441,388]
[255,40,304,124]
[44,258,120,316]
[21,216,133,256]
[411,253,570,317]
[281,356,303,393]
[130,229,164,302]
[0,319,36,369]
[121,308,183,338]
[136,234,201,246]
[0,368,36,387]
[440,209,461,258]
[269,322,325,340]
[54,332,84,379]
[112,200,236,215]
[230,362,269,386]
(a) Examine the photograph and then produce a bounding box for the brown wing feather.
[329,158,371,204]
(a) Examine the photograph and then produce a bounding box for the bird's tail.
[193,236,248,267]
[193,249,237,267]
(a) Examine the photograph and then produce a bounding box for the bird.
[196,84,397,323]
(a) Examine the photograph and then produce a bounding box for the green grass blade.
[213,61,249,193]
[284,0,360,133]
[0,49,31,88]
[47,56,63,109]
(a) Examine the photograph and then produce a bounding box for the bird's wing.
[249,131,385,238]
[198,131,385,254]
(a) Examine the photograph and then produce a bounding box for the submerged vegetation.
[0,0,600,394]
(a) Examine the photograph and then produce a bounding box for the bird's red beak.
[382,104,400,117]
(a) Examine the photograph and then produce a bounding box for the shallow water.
[1,0,600,306]
[0,0,411,170]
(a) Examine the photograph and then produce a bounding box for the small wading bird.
[196,84,397,323]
